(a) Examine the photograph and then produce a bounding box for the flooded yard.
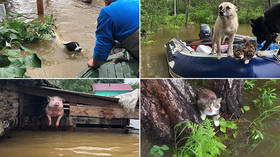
[1,0,104,77]
[0,130,139,157]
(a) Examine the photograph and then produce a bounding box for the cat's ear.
[217,98,222,103]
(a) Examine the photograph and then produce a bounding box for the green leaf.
[23,54,41,68]
[0,59,26,78]
[233,132,237,139]
[5,49,21,55]
[243,105,250,111]
[220,126,226,133]
[9,33,18,40]
[0,54,11,67]
[20,45,34,53]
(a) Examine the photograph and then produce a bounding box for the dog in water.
[64,41,82,52]
[210,2,238,60]
[251,3,280,52]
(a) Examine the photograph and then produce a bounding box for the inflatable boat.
[166,38,280,78]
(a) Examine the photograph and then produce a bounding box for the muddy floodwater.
[0,131,139,157]
[141,24,254,78]
[2,0,104,77]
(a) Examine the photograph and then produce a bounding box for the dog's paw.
[217,55,222,60]
[244,60,249,64]
[209,52,215,55]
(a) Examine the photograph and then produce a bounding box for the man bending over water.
[87,0,139,67]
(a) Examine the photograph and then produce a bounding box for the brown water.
[141,24,254,78]
[2,0,104,77]
[0,131,139,157]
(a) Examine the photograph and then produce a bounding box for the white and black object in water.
[63,41,82,52]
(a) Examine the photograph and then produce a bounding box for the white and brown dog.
[210,2,238,60]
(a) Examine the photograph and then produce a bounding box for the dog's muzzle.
[219,11,224,16]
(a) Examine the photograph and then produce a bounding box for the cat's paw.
[214,120,220,127]
[201,114,206,120]
[244,60,249,64]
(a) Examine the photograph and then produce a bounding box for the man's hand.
[87,58,105,67]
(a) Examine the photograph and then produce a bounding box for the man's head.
[104,0,115,6]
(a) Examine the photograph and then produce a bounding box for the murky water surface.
[0,131,139,157]
[141,24,254,78]
[1,0,104,77]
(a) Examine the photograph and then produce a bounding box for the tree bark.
[268,0,272,8]
[210,79,245,118]
[174,0,177,16]
[141,79,245,144]
[141,79,199,144]
[185,0,191,28]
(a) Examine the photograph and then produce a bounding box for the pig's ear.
[62,98,66,102]
[47,96,51,102]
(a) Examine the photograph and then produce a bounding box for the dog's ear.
[250,19,255,26]
[235,5,239,12]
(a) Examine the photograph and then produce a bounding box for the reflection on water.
[141,24,254,78]
[1,0,105,77]
[0,131,139,157]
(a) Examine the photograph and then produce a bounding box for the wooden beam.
[21,86,119,107]
[70,105,139,119]
[37,0,44,15]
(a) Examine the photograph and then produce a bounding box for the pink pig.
[45,96,64,127]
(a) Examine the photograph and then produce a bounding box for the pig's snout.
[54,102,60,106]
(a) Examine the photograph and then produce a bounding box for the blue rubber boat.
[166,38,280,78]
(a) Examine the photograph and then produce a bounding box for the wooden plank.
[18,92,24,128]
[70,116,129,126]
[98,64,108,78]
[115,63,124,78]
[107,63,116,78]
[21,86,119,107]
[122,62,131,78]
[70,105,139,119]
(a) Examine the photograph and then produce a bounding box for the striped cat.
[243,39,258,64]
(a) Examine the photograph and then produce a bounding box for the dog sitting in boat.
[210,2,238,60]
[250,3,280,53]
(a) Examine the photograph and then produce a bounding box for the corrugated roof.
[92,83,133,91]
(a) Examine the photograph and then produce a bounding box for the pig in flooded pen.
[45,96,65,127]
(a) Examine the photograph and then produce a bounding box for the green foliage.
[149,145,169,157]
[141,0,274,32]
[0,13,56,77]
[253,87,277,109]
[241,105,250,113]
[173,120,226,157]
[219,118,238,134]
[244,80,256,90]
[130,82,139,90]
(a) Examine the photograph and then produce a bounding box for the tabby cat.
[233,39,258,64]
[243,39,258,64]
[195,87,222,126]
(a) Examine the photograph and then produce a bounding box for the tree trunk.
[174,0,177,16]
[141,79,199,144]
[185,0,191,29]
[141,79,245,144]
[268,0,272,8]
[210,79,245,118]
